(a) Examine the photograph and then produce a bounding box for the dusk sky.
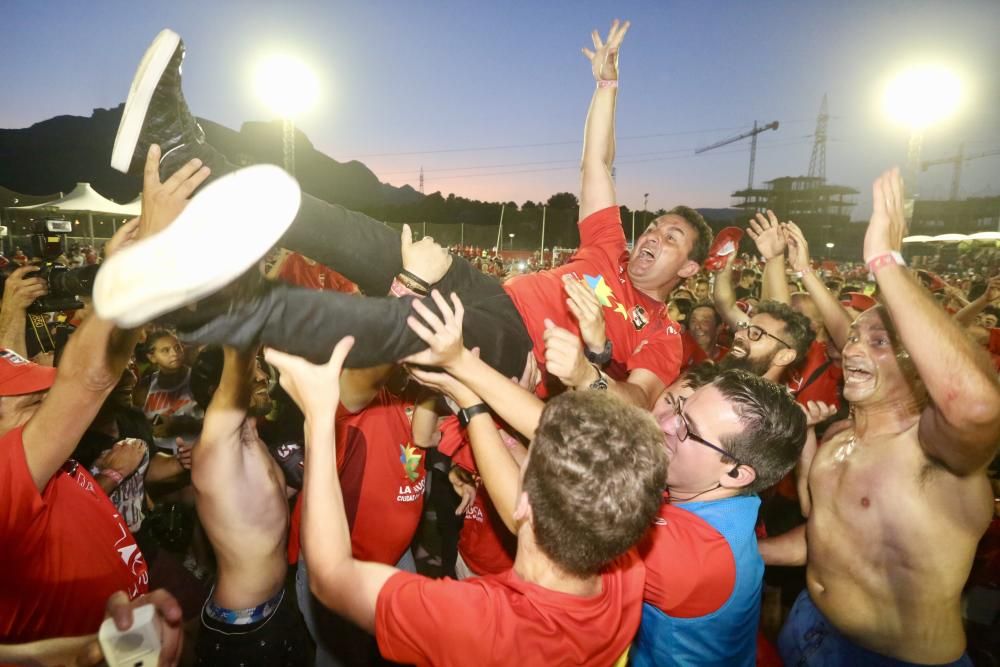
[4,1,998,216]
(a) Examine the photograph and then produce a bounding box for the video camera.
[0,219,99,313]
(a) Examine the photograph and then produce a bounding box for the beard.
[718,349,777,377]
[248,392,273,417]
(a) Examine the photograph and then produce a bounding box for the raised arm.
[713,254,750,329]
[403,292,527,530]
[748,211,791,304]
[405,291,545,439]
[953,276,999,327]
[264,339,398,634]
[578,20,629,221]
[785,222,852,350]
[198,346,253,446]
[21,246,139,491]
[795,400,837,518]
[864,168,1000,473]
[0,265,48,356]
[408,364,522,533]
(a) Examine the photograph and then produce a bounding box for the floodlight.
[883,64,962,129]
[254,54,319,119]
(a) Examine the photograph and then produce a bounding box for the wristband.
[389,277,421,298]
[867,252,905,276]
[457,403,491,429]
[100,468,124,485]
[597,80,618,88]
[395,273,428,296]
[399,269,432,292]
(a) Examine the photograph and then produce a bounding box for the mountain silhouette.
[0,105,423,211]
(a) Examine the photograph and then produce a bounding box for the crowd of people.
[1,18,999,667]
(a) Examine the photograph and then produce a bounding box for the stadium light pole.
[882,64,962,212]
[254,54,320,176]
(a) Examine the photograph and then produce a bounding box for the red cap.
[704,227,744,272]
[0,349,56,396]
[916,270,947,293]
[840,292,877,312]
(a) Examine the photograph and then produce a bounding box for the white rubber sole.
[111,29,182,173]
[93,165,301,328]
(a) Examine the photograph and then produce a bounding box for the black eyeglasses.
[736,321,791,349]
[672,396,749,470]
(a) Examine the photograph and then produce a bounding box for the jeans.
[295,553,415,667]
[778,589,972,667]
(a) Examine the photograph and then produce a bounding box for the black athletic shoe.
[111,29,210,176]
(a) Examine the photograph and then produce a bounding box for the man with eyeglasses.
[627,367,806,666]
[715,300,815,383]
[391,294,808,666]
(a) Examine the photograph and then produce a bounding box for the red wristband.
[867,252,905,275]
[100,468,124,485]
[597,80,618,88]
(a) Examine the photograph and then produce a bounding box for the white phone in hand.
[98,603,161,667]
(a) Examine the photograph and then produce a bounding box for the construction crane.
[696,120,779,190]
[921,143,1000,200]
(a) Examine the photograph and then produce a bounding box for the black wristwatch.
[458,403,491,428]
[583,339,613,367]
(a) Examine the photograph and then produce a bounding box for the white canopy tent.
[8,182,140,241]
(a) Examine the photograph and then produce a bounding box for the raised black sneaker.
[93,164,300,329]
[111,29,211,176]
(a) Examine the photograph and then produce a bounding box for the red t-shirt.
[0,427,149,643]
[458,486,517,576]
[288,389,424,566]
[787,340,843,410]
[437,418,517,576]
[639,498,735,617]
[680,330,728,371]
[987,328,1000,372]
[504,207,683,388]
[375,550,645,667]
[277,251,359,294]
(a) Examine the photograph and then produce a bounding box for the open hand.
[783,221,812,274]
[140,143,211,240]
[985,275,1000,303]
[543,318,595,389]
[401,224,452,286]
[581,19,630,81]
[448,466,478,516]
[1,264,48,312]
[800,400,837,427]
[562,275,607,355]
[264,337,355,424]
[407,365,482,409]
[403,290,466,369]
[863,168,907,264]
[747,210,787,261]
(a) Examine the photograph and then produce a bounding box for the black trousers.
[189,144,533,378]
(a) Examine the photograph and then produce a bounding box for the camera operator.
[0,265,48,358]
[0,150,210,645]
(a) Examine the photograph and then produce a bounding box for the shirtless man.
[760,169,1000,666]
[190,345,306,665]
